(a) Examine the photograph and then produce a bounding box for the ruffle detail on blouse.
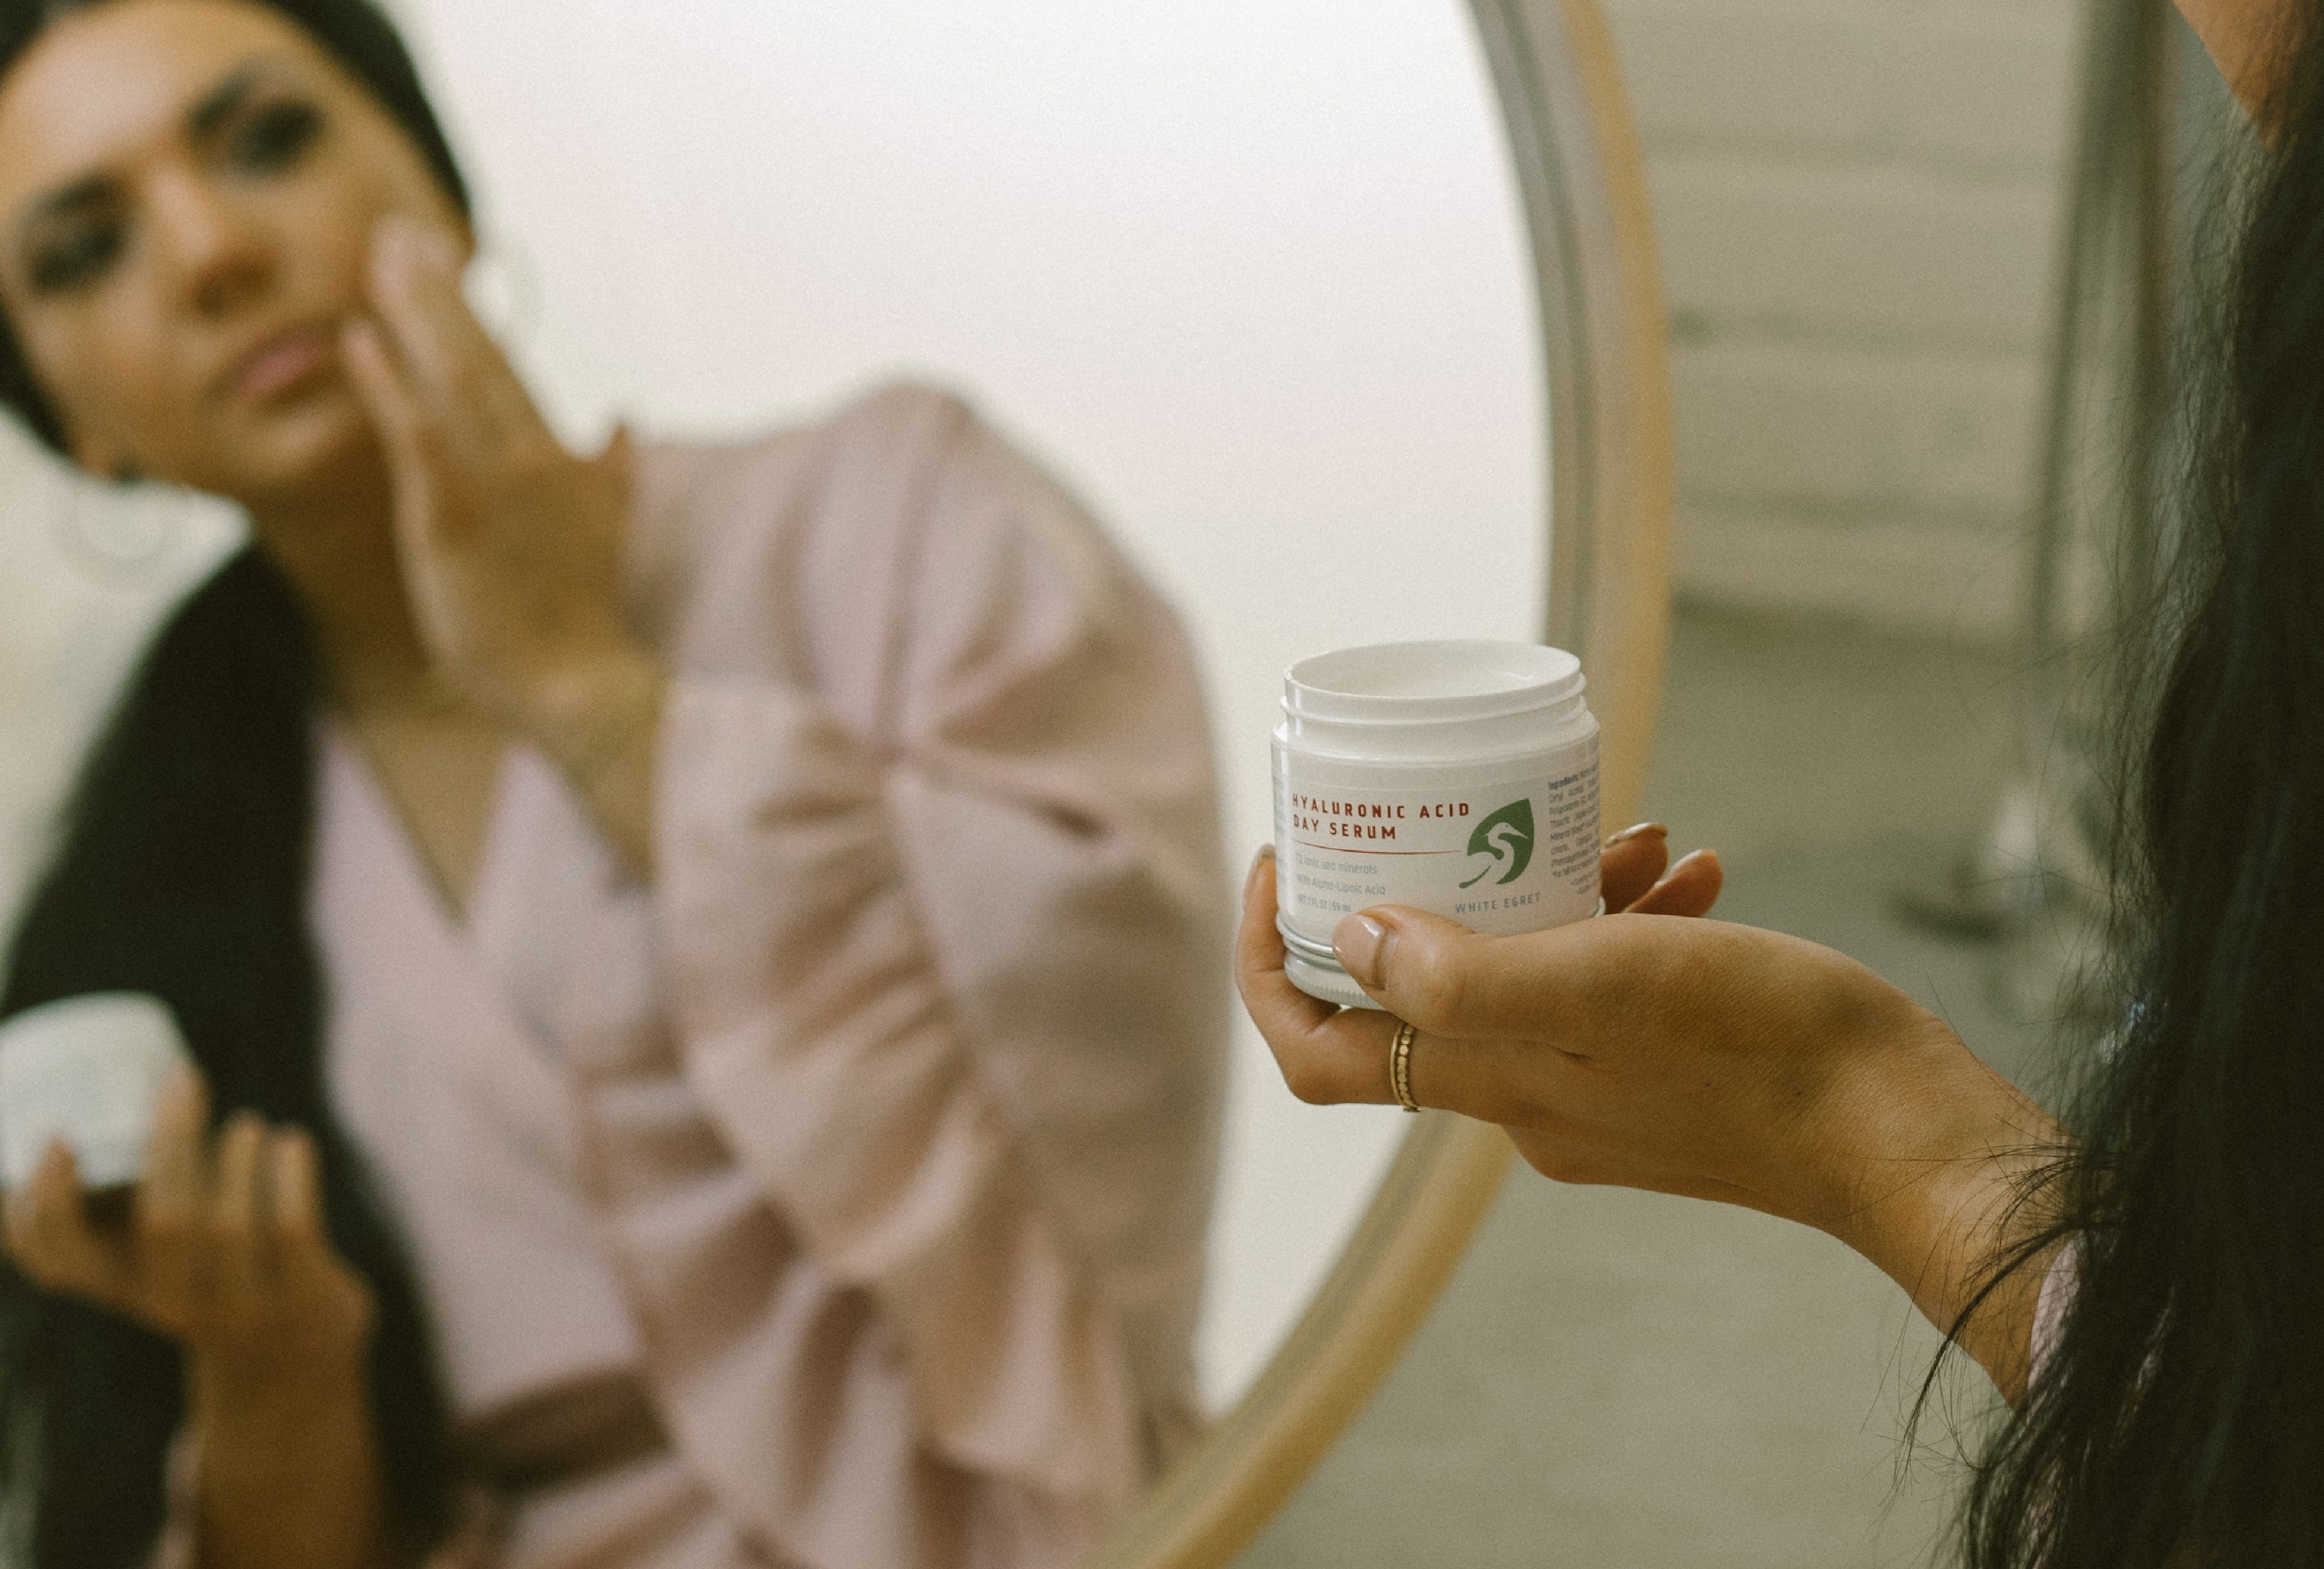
[631,678,1140,1567]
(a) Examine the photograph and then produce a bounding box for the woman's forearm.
[1817,1042,2069,1404]
[189,1351,382,1569]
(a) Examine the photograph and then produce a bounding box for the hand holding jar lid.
[0,993,194,1192]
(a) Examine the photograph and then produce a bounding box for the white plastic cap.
[0,993,194,1190]
[1284,640,1583,723]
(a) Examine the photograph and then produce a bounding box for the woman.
[0,2,1229,1567]
[1240,0,2319,1563]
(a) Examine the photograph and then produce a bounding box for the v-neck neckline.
[323,729,626,1056]
[326,724,522,942]
[311,731,651,1419]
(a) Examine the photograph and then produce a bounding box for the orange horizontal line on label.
[1292,841,1455,856]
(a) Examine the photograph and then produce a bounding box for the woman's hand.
[2,1073,373,1384]
[340,217,660,777]
[4,1074,386,1569]
[1234,826,2067,1397]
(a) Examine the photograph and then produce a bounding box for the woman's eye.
[228,100,324,174]
[26,222,125,294]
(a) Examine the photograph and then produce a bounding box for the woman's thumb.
[1332,906,1491,1030]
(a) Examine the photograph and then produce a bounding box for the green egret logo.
[1460,798,1535,888]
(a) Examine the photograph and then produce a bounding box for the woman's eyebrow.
[7,59,292,253]
[11,173,118,262]
[21,174,114,227]
[185,61,277,142]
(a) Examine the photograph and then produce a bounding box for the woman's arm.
[185,1323,381,1569]
[3,1078,382,1569]
[630,387,1232,1525]
[340,218,663,877]
[1233,835,2068,1401]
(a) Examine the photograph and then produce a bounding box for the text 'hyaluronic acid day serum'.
[1273,640,1601,1009]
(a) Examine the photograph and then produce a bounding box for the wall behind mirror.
[1604,0,2080,641]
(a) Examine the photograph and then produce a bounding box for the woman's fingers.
[1244,835,1723,1116]
[142,1071,206,1200]
[367,217,543,451]
[137,1074,210,1311]
[271,1129,377,1354]
[271,1129,326,1255]
[11,1143,90,1282]
[1233,849,1402,1104]
[1598,823,1671,912]
[1242,841,1721,1112]
[1232,848,1331,1033]
[1331,904,1577,1040]
[341,318,439,506]
[1626,847,1724,919]
[210,1113,272,1311]
[3,1095,363,1356]
[7,1144,130,1300]
[1333,841,1724,1036]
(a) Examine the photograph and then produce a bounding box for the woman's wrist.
[1808,1027,2067,1398]
[189,1344,382,1569]
[189,1337,370,1436]
[511,637,665,788]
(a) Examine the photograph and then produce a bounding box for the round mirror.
[380,0,1546,1415]
[0,0,1669,1561]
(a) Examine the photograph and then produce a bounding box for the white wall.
[0,426,240,959]
[1606,0,2082,639]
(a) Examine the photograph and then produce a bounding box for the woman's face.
[0,0,465,506]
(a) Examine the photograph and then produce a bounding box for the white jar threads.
[1272,640,1601,1009]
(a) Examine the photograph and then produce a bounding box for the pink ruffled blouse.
[289,384,1229,1569]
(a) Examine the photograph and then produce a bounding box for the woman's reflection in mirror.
[0,2,1230,1566]
[1241,0,2324,1562]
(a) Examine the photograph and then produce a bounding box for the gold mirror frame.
[1089,0,1672,1562]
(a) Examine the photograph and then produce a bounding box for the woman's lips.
[225,324,338,404]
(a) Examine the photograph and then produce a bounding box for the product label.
[1273,753,1600,941]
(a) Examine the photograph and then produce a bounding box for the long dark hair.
[0,3,470,1564]
[1964,13,2324,1566]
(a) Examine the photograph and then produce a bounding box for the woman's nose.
[143,165,274,320]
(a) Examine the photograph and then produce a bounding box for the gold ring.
[1390,1021,1420,1114]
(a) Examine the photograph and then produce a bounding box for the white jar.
[1272,640,1601,1009]
[0,993,194,1190]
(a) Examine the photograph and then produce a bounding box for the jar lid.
[1282,640,1583,726]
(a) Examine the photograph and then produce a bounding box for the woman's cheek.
[19,312,152,476]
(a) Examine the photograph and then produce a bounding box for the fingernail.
[162,1071,204,1118]
[1604,821,1668,850]
[381,215,456,275]
[372,223,414,296]
[1333,912,1391,988]
[1244,844,1276,894]
[421,227,465,274]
